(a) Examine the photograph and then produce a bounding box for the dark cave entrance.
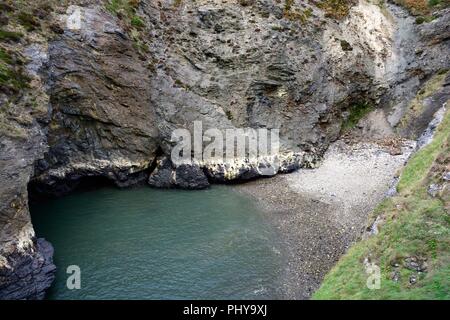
[28,175,117,204]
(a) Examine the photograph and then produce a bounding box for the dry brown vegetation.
[316,0,356,19]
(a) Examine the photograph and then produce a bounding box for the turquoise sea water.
[31,186,283,299]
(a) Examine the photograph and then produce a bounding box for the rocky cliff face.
[0,0,449,299]
[31,6,160,195]
[146,0,393,181]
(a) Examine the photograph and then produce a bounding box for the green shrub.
[0,29,23,42]
[317,0,354,20]
[284,0,294,11]
[0,48,13,64]
[130,15,145,29]
[428,0,441,7]
[17,11,40,31]
[0,63,30,93]
[341,102,373,131]
[107,0,141,15]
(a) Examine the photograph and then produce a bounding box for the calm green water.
[31,186,283,299]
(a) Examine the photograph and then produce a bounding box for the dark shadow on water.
[28,175,118,205]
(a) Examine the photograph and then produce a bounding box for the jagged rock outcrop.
[0,238,55,300]
[1,2,161,300]
[145,0,392,167]
[30,6,160,195]
[382,5,450,138]
[0,0,449,299]
[148,156,210,189]
[0,104,53,300]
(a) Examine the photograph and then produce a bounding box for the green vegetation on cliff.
[314,108,450,300]
[105,0,149,55]
[0,47,29,95]
[341,102,373,131]
[392,0,450,23]
[317,0,355,19]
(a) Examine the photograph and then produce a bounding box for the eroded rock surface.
[0,238,55,300]
[31,6,159,194]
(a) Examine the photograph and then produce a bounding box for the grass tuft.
[0,29,23,42]
[317,0,355,20]
[341,102,373,131]
[17,11,40,31]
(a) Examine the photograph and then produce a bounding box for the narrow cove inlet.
[30,186,284,300]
